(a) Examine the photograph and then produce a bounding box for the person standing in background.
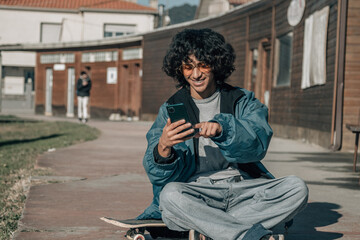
[76,71,92,123]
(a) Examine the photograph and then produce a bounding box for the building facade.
[1,0,359,152]
[0,0,156,111]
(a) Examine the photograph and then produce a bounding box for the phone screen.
[166,103,190,123]
[166,103,198,137]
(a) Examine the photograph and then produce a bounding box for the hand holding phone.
[158,103,199,158]
[157,118,194,157]
[166,103,198,138]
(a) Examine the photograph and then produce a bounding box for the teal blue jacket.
[137,84,273,220]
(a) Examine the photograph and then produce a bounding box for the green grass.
[0,115,100,239]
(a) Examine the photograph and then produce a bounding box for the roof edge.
[79,7,157,15]
[0,5,157,14]
[0,5,78,13]
[0,35,143,51]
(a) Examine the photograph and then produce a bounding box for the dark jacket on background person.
[137,83,274,220]
[76,78,92,97]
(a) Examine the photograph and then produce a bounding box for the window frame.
[40,22,62,43]
[273,32,294,87]
[103,23,137,38]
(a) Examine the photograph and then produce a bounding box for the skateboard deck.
[100,217,166,240]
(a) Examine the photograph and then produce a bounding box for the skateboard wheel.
[133,234,145,240]
[126,229,136,240]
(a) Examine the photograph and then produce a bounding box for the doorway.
[246,39,272,107]
[119,62,141,119]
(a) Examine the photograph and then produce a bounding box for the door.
[45,68,53,115]
[246,39,271,107]
[130,63,141,118]
[66,68,75,117]
[120,62,141,119]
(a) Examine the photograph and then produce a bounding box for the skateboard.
[100,217,167,240]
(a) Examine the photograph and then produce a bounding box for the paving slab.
[9,114,360,240]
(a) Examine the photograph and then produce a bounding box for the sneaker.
[82,118,88,123]
[261,234,285,240]
[78,118,82,122]
[189,230,212,240]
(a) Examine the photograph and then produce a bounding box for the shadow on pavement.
[305,179,360,190]
[0,119,39,123]
[0,134,63,147]
[274,202,343,240]
[267,151,360,190]
[268,151,354,165]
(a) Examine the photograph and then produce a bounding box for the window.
[301,6,330,89]
[40,53,75,64]
[103,24,136,38]
[81,51,118,63]
[122,48,143,60]
[40,23,62,43]
[274,32,293,87]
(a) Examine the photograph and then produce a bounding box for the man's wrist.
[158,142,171,157]
[153,144,176,164]
[215,123,222,137]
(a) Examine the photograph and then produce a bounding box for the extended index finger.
[194,122,204,129]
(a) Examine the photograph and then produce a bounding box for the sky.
[137,0,199,9]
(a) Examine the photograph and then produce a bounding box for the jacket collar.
[219,83,245,115]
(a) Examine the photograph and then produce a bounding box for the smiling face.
[182,55,217,100]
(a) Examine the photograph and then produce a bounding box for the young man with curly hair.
[137,28,308,240]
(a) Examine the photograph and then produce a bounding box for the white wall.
[0,9,81,44]
[83,11,154,40]
[2,52,36,66]
[0,8,155,66]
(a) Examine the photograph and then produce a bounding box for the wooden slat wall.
[141,29,180,117]
[342,0,360,150]
[141,0,339,149]
[270,0,338,136]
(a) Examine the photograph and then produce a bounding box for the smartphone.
[166,103,198,137]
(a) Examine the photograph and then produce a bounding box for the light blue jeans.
[159,175,308,240]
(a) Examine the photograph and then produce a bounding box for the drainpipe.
[0,51,2,113]
[59,18,66,42]
[81,10,85,41]
[331,0,348,151]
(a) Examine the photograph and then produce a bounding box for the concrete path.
[10,114,360,240]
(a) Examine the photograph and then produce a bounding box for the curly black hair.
[162,28,236,88]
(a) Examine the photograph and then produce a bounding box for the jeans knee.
[285,175,309,200]
[160,182,184,209]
